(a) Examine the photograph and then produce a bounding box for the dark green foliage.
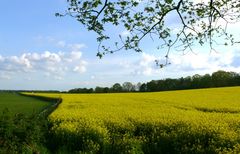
[0,109,49,153]
[46,127,105,153]
[95,86,110,93]
[144,70,240,92]
[139,83,147,92]
[111,83,123,92]
[68,88,94,93]
[0,94,61,153]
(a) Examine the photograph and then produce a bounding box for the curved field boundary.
[20,93,62,117]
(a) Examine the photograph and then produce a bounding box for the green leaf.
[165,0,173,4]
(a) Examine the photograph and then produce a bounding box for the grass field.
[0,92,51,115]
[26,87,240,153]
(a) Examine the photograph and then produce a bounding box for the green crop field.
[26,86,240,153]
[0,92,51,115]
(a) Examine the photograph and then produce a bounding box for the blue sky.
[0,0,240,90]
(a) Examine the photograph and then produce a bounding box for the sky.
[0,0,240,90]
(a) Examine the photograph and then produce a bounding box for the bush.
[0,109,49,153]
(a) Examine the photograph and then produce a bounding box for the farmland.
[0,92,51,116]
[25,86,240,153]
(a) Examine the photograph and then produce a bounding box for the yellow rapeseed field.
[26,87,240,153]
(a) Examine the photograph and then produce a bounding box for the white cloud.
[73,61,88,73]
[131,50,240,77]
[140,53,156,67]
[169,50,240,73]
[42,51,62,63]
[30,53,41,61]
[4,55,31,72]
[0,40,90,82]
[0,49,88,80]
[70,51,82,60]
[133,53,156,76]
[73,66,86,73]
[0,55,4,62]
[142,67,153,76]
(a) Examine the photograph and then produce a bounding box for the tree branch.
[92,0,108,28]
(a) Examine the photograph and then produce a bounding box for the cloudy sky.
[0,0,240,90]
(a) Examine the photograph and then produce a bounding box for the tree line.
[68,82,142,93]
[68,70,240,93]
[0,90,60,93]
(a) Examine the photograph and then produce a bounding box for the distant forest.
[68,70,240,93]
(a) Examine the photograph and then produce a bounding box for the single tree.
[135,82,142,91]
[122,82,134,92]
[111,83,123,92]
